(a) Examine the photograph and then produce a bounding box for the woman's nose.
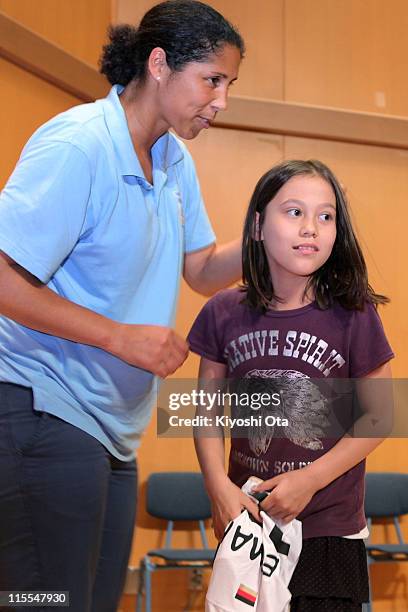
[211,86,228,112]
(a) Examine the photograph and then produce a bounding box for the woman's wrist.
[98,318,125,356]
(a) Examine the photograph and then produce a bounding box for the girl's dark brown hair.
[241,159,389,312]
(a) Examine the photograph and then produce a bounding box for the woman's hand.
[254,469,318,524]
[207,474,260,541]
[0,253,188,378]
[109,323,189,378]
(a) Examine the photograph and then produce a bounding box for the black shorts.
[289,536,369,611]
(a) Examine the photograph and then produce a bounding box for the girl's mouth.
[293,244,319,253]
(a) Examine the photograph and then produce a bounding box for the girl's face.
[157,44,241,140]
[260,174,337,283]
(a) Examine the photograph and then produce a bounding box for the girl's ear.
[254,212,263,241]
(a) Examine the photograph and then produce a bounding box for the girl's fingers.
[279,513,295,524]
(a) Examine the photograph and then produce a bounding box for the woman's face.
[158,44,241,140]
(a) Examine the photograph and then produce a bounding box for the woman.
[0,1,244,610]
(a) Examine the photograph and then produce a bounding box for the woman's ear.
[148,47,169,82]
[253,212,263,241]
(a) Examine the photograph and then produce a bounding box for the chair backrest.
[146,472,212,521]
[365,472,408,518]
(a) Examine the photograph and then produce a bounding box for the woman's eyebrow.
[209,71,238,83]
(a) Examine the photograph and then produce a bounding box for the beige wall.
[0,0,111,67]
[1,1,408,609]
[285,0,408,116]
[0,0,112,178]
[115,0,285,100]
[0,58,82,185]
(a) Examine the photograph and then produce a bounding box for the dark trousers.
[0,383,137,612]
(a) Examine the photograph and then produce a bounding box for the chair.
[136,472,216,612]
[363,472,408,612]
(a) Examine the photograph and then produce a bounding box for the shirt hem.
[188,343,226,365]
[184,237,216,254]
[301,524,367,539]
[0,235,52,283]
[352,351,395,378]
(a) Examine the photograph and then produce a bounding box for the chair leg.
[365,558,373,612]
[136,559,145,612]
[145,563,152,612]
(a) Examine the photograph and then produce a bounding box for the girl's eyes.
[286,209,334,221]
[319,213,334,222]
[287,208,301,217]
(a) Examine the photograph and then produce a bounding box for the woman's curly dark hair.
[241,159,389,312]
[99,0,244,86]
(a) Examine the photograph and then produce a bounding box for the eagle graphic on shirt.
[232,369,331,456]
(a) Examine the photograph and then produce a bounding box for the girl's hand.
[254,469,318,524]
[207,475,260,541]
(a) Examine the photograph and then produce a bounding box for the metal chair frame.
[136,472,216,612]
[363,472,408,612]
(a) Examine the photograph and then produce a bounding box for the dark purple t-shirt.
[188,288,394,539]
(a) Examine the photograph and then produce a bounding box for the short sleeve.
[176,144,216,253]
[0,139,91,283]
[187,294,227,364]
[349,303,394,377]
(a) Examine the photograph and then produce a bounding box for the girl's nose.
[300,221,317,238]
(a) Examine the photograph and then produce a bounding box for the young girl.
[188,160,394,611]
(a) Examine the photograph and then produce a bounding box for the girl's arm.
[255,361,393,523]
[194,357,260,540]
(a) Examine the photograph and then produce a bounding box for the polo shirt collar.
[102,85,184,178]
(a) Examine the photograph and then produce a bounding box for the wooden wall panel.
[203,0,284,100]
[0,0,111,67]
[115,0,156,22]
[115,0,284,100]
[0,57,81,187]
[285,0,408,115]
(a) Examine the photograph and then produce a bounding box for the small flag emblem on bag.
[235,584,257,607]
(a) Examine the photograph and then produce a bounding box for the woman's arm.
[194,357,259,539]
[0,251,188,378]
[184,238,241,296]
[255,361,393,523]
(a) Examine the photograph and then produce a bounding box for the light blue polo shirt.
[0,85,215,460]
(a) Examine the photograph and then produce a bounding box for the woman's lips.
[197,116,211,128]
